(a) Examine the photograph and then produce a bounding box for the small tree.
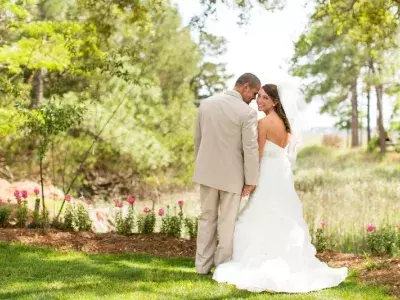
[17,100,84,221]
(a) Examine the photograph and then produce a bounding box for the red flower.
[13,189,20,199]
[115,199,123,208]
[366,224,376,232]
[65,194,72,202]
[21,190,28,199]
[320,221,326,228]
[158,208,165,217]
[127,195,135,206]
[34,187,40,196]
[177,200,184,207]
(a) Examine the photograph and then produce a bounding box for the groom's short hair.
[234,73,261,88]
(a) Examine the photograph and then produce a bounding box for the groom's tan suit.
[193,90,259,274]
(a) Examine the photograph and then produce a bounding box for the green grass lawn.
[0,242,392,300]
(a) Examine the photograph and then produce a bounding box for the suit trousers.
[195,184,241,274]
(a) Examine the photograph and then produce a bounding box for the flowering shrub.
[138,206,156,234]
[63,198,92,232]
[14,190,28,228]
[366,224,397,254]
[160,203,183,238]
[30,187,49,228]
[115,197,136,235]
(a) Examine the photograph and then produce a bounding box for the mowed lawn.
[0,243,392,300]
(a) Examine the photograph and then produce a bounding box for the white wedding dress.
[213,140,348,293]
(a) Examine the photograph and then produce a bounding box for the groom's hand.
[242,185,256,198]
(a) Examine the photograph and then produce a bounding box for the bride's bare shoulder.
[258,116,270,130]
[258,116,268,125]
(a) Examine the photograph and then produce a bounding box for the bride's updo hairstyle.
[262,84,291,134]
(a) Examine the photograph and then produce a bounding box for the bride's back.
[262,112,290,149]
[256,84,291,150]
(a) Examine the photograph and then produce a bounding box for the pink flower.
[127,195,135,205]
[65,194,72,202]
[34,187,40,196]
[366,224,376,232]
[13,189,20,199]
[115,199,123,208]
[177,200,184,207]
[158,208,165,217]
[143,206,151,213]
[320,221,326,228]
[21,190,28,199]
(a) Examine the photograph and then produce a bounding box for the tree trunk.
[350,80,359,147]
[40,158,46,217]
[367,86,371,143]
[31,68,46,108]
[375,84,386,153]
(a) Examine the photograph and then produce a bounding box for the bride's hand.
[242,185,256,198]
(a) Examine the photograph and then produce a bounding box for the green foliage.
[17,100,85,160]
[296,145,332,161]
[0,108,22,136]
[296,146,400,255]
[367,136,380,152]
[0,0,246,199]
[63,202,92,231]
[315,227,327,252]
[291,0,400,149]
[15,200,29,228]
[160,205,182,238]
[366,226,397,255]
[191,0,285,28]
[137,209,156,234]
[191,32,232,101]
[0,205,11,227]
[115,205,136,235]
[183,217,198,240]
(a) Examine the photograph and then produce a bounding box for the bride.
[213,84,348,293]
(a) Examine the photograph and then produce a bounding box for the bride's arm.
[258,118,268,160]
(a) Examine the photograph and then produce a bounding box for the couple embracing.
[193,73,347,293]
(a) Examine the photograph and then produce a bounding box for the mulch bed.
[0,228,196,258]
[317,250,400,298]
[0,229,398,297]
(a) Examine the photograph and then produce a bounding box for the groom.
[193,73,261,275]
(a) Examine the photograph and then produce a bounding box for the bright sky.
[172,0,336,130]
[172,0,393,131]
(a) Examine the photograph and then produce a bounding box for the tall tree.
[191,32,232,103]
[292,0,400,151]
[311,0,399,152]
[291,17,364,147]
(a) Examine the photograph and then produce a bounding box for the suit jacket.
[193,90,259,194]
